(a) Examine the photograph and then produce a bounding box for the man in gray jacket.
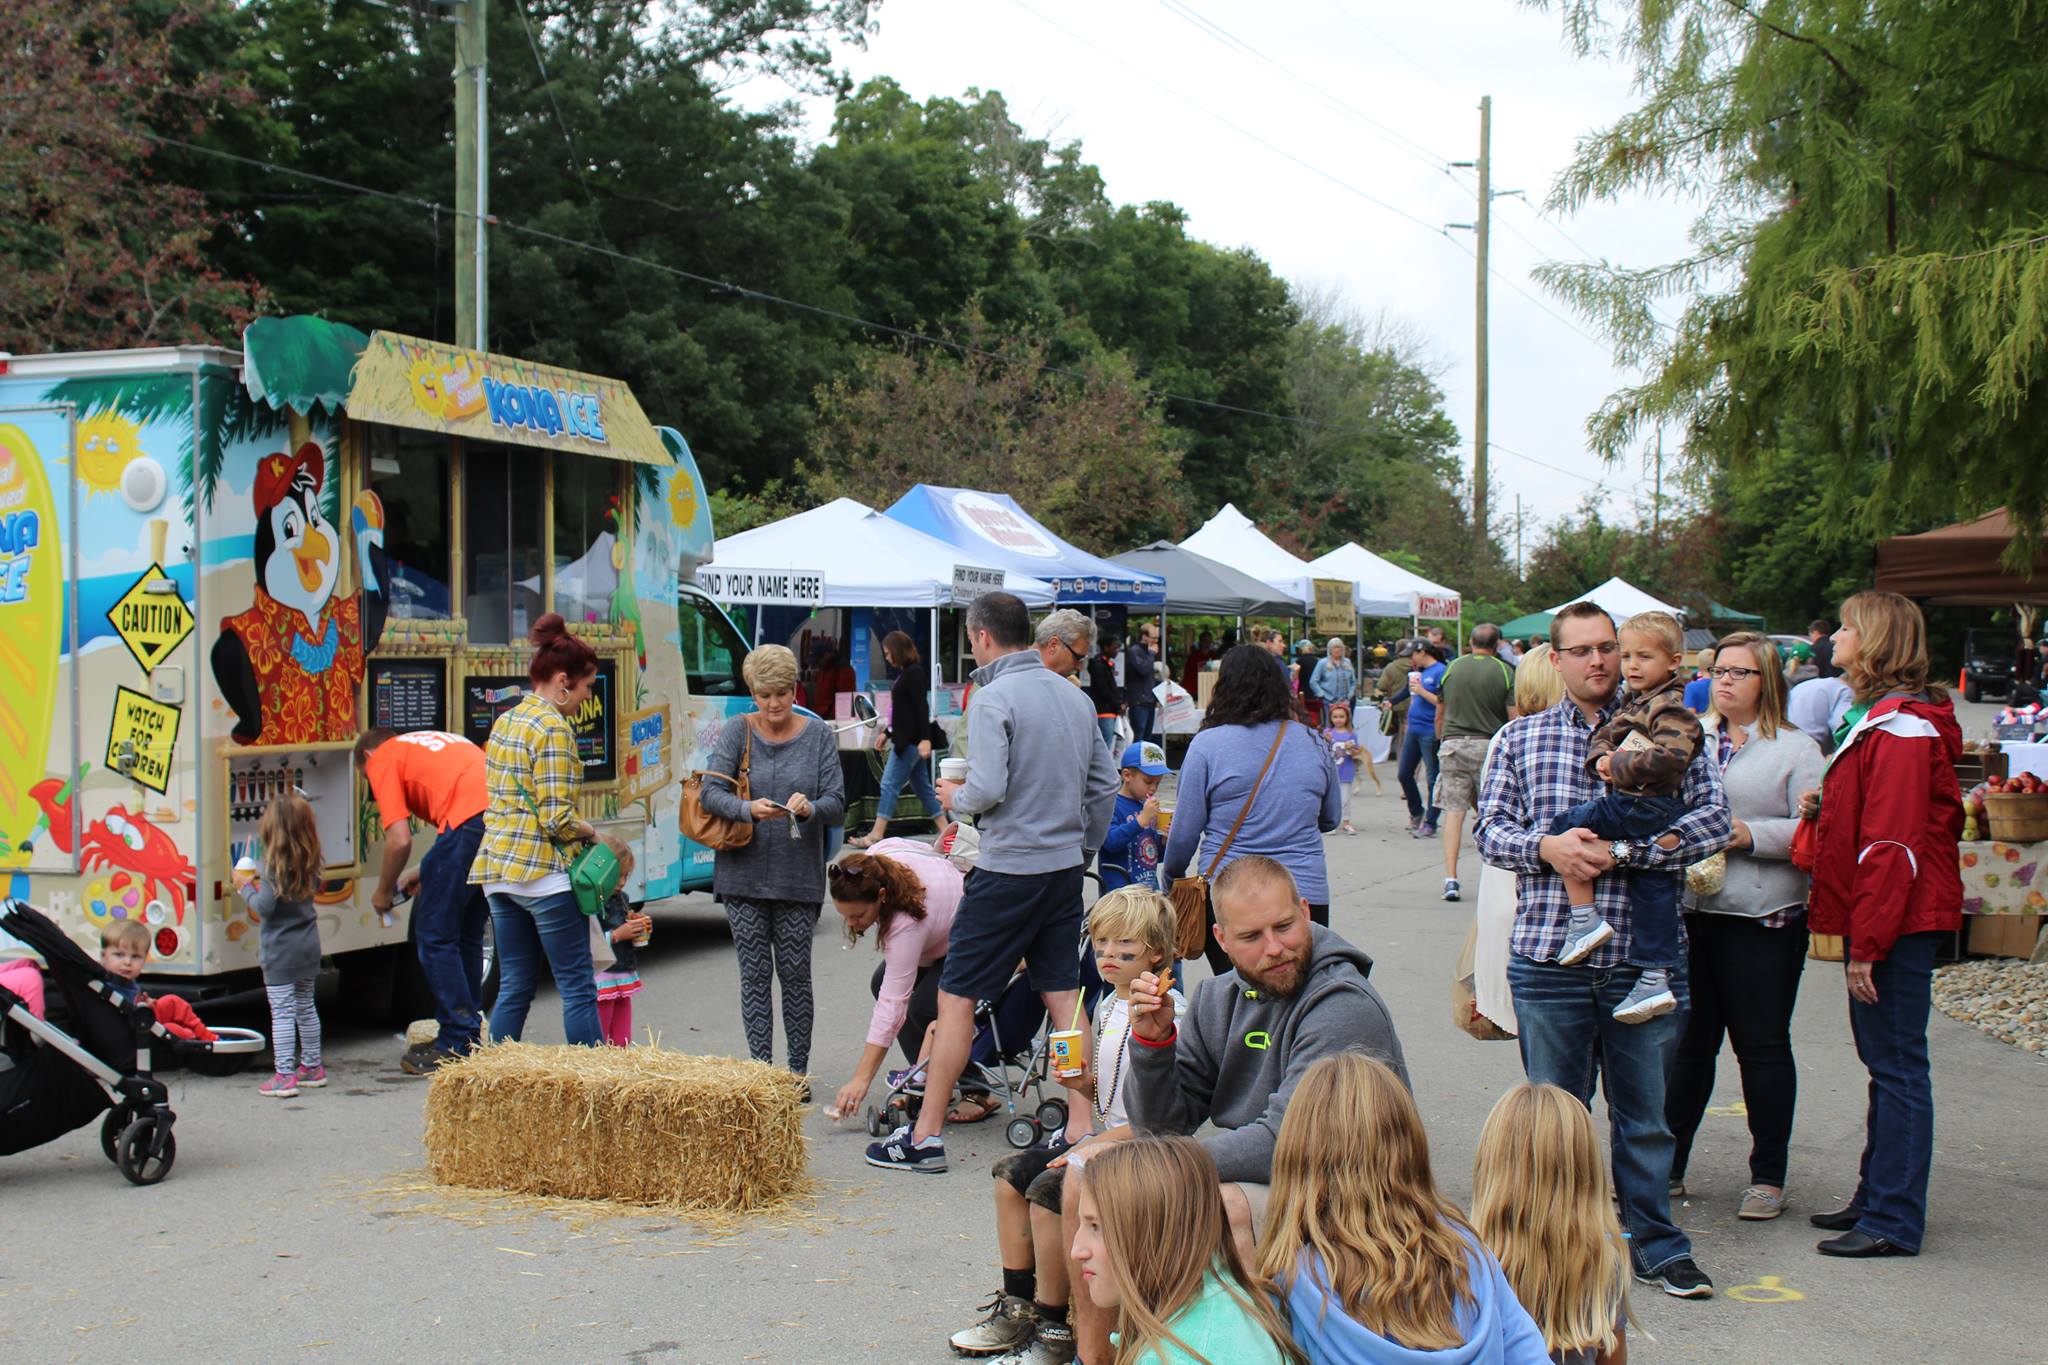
[1125,854,1408,1250]
[865,591,1118,1174]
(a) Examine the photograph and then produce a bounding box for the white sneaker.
[950,1292,1036,1356]
[1442,878,1461,902]
[1613,971,1678,1023]
[1557,914,1614,966]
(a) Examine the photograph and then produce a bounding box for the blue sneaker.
[1557,912,1614,966]
[865,1124,947,1173]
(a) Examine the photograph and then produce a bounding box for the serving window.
[362,424,453,621]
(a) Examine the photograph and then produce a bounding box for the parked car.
[1962,627,2013,703]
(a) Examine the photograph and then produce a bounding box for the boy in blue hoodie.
[1098,741,1171,892]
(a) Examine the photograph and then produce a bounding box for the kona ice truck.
[0,317,753,1018]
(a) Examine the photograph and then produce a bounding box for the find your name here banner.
[697,567,826,608]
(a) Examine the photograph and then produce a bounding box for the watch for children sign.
[106,686,181,794]
[107,565,195,672]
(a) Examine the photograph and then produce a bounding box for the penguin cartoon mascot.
[212,443,387,745]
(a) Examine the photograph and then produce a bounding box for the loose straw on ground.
[423,1042,808,1214]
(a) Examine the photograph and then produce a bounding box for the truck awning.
[241,315,370,415]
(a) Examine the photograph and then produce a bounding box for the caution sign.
[107,565,194,672]
[106,686,181,793]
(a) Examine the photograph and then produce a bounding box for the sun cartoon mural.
[209,443,389,745]
[74,413,146,497]
[405,352,486,421]
[669,468,699,529]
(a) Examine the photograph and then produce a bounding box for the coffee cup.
[1048,1029,1087,1079]
[939,757,969,783]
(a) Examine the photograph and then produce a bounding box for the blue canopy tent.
[883,485,1166,606]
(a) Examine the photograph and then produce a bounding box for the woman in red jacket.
[1801,591,1962,1259]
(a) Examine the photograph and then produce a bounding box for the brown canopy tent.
[1875,508,2048,605]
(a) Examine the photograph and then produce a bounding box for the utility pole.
[1472,95,1491,547]
[454,0,488,350]
[1652,430,1664,548]
[1514,494,1524,579]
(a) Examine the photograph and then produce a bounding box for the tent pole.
[930,603,942,773]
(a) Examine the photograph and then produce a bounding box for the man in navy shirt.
[1397,641,1447,836]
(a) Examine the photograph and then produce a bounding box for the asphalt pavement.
[3,707,2043,1363]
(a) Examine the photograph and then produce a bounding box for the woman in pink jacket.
[1803,591,1963,1260]
[826,839,963,1122]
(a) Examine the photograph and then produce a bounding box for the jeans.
[1843,930,1941,1251]
[1397,728,1440,826]
[486,888,602,1047]
[1667,913,1808,1186]
[1128,704,1156,743]
[1509,953,1691,1274]
[413,815,490,1054]
[876,746,939,822]
[1097,717,1121,752]
[1549,792,1688,968]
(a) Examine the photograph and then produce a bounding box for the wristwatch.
[1610,839,1636,866]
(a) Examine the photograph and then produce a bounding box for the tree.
[1531,0,2048,557]
[805,312,1185,554]
[0,0,262,350]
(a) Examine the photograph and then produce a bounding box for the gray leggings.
[266,978,321,1071]
[725,898,818,1073]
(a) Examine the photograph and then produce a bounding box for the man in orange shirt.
[355,728,490,1072]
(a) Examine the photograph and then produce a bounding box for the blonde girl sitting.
[1069,1135,1303,1365]
[1471,1084,1634,1365]
[1260,1053,1549,1363]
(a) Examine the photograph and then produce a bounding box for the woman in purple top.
[826,838,963,1122]
[1165,645,1342,974]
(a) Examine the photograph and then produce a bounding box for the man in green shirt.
[1434,623,1516,902]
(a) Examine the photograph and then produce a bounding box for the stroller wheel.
[100,1105,135,1164]
[115,1116,176,1186]
[865,1105,886,1137]
[1005,1117,1039,1150]
[1036,1099,1068,1132]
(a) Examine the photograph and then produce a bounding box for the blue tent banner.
[884,485,1165,606]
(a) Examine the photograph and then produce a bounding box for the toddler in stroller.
[0,901,263,1184]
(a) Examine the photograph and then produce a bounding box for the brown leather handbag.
[679,718,754,851]
[1168,722,1289,959]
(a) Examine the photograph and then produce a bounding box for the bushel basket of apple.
[1980,771,2048,842]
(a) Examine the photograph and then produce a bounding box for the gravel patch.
[1934,961,2048,1053]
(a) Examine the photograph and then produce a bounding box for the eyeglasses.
[1557,641,1619,660]
[1709,666,1762,681]
[1057,638,1087,660]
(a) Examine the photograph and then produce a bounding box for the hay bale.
[423,1042,807,1214]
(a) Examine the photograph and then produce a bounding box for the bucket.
[1984,792,2048,843]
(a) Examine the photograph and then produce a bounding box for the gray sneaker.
[1614,969,1678,1023]
[992,1320,1076,1365]
[950,1292,1035,1357]
[1557,913,1614,966]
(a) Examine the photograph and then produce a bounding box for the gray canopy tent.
[1109,541,1307,618]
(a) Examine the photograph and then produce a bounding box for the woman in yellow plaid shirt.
[470,613,605,1046]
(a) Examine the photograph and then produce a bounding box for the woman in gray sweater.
[699,644,846,1090]
[1666,633,1826,1221]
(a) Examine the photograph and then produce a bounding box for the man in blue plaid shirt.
[1476,602,1732,1300]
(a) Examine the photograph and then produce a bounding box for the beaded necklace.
[1093,997,1132,1123]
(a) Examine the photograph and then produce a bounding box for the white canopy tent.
[1543,575,1686,622]
[706,498,1054,721]
[707,498,1054,608]
[1307,543,1460,620]
[1178,504,1315,608]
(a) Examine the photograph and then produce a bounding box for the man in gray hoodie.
[1125,854,1409,1249]
[864,591,1119,1175]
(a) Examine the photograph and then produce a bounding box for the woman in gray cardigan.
[1666,632,1826,1221]
[699,644,846,1091]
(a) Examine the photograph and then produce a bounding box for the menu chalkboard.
[571,660,617,784]
[463,673,529,749]
[369,659,447,734]
[460,660,617,784]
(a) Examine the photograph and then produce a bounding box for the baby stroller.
[0,901,264,1185]
[866,966,1072,1151]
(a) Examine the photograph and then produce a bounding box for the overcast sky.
[745,0,1701,546]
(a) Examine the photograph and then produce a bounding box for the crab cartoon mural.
[78,805,197,925]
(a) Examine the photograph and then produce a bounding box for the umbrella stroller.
[0,901,264,1184]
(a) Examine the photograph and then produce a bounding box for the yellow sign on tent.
[1312,578,1356,637]
[107,565,195,672]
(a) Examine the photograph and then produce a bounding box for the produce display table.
[1959,840,2045,915]
[1959,839,2045,959]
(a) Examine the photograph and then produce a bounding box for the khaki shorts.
[1436,735,1492,812]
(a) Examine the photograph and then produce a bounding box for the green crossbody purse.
[519,784,623,916]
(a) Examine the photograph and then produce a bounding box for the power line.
[1316,0,1462,93]
[1152,0,1455,179]
[1001,0,1455,240]
[1489,441,1606,487]
[1440,231,1607,349]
